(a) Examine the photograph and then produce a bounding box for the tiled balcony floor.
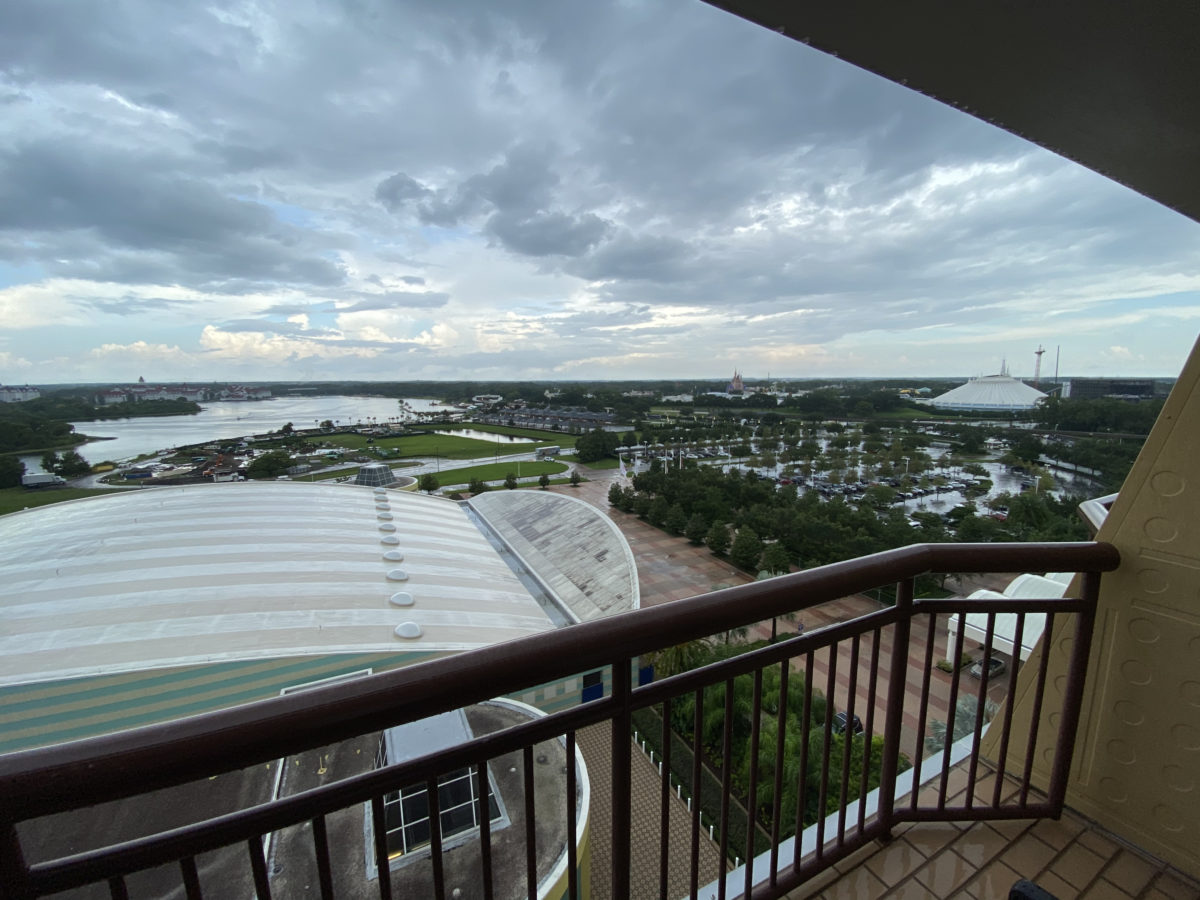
[786,775,1200,900]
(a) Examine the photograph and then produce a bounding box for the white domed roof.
[929,374,1047,410]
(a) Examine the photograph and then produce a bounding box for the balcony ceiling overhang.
[704,2,1200,224]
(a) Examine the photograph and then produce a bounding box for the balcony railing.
[0,541,1118,899]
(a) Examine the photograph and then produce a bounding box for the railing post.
[611,657,632,900]
[877,577,914,839]
[1047,569,1101,815]
[1,821,33,900]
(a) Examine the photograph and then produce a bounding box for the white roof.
[0,483,555,685]
[468,491,639,622]
[928,374,1047,410]
[950,572,1070,661]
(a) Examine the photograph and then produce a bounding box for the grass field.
[578,457,620,470]
[312,431,557,460]
[423,460,568,488]
[0,487,124,516]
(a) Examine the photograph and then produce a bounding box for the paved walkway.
[576,723,726,900]
[549,468,1026,840]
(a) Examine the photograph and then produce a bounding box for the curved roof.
[468,491,639,622]
[0,483,555,685]
[928,374,1047,410]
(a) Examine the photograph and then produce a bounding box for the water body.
[430,428,536,444]
[26,396,443,470]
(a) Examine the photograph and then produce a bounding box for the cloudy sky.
[2,0,1198,385]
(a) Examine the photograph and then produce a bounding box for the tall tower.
[1034,345,1046,387]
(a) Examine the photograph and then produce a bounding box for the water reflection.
[429,429,536,444]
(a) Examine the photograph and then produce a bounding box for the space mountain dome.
[927,370,1048,411]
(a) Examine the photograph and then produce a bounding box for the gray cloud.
[1,0,1196,380]
[487,211,611,257]
[343,291,450,311]
[82,294,194,316]
[0,141,346,290]
[375,173,431,212]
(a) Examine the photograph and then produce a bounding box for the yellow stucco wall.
[984,336,1200,876]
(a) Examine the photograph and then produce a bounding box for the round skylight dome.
[394,622,422,639]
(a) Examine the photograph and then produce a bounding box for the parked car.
[832,711,864,736]
[969,656,1007,679]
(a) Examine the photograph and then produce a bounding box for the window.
[380,768,501,859]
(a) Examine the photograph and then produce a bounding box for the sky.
[1,1,1198,386]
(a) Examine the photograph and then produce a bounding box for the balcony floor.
[786,765,1200,900]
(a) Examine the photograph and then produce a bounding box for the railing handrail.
[0,541,1118,821]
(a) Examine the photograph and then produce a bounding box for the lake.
[24,396,444,470]
[430,429,536,444]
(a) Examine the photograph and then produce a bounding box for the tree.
[280,422,294,434]
[575,428,621,462]
[246,450,293,479]
[730,526,764,571]
[319,419,334,430]
[418,473,440,494]
[55,450,92,478]
[705,521,731,556]
[684,513,708,545]
[538,472,551,489]
[0,455,24,488]
[760,542,793,575]
[664,503,688,535]
[608,482,624,506]
[41,451,59,472]
[569,469,582,487]
[504,472,519,490]
[468,477,489,495]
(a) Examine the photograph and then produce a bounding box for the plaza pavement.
[543,467,1021,895]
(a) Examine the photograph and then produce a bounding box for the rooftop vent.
[387,569,409,582]
[389,592,414,607]
[383,550,405,562]
[393,622,422,639]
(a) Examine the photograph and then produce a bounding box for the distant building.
[727,370,745,394]
[95,389,130,405]
[1060,378,1165,401]
[220,385,271,401]
[0,385,40,403]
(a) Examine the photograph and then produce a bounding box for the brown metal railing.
[0,541,1118,899]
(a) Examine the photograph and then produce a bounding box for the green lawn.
[0,487,124,516]
[424,460,568,488]
[313,432,531,459]
[578,457,620,470]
